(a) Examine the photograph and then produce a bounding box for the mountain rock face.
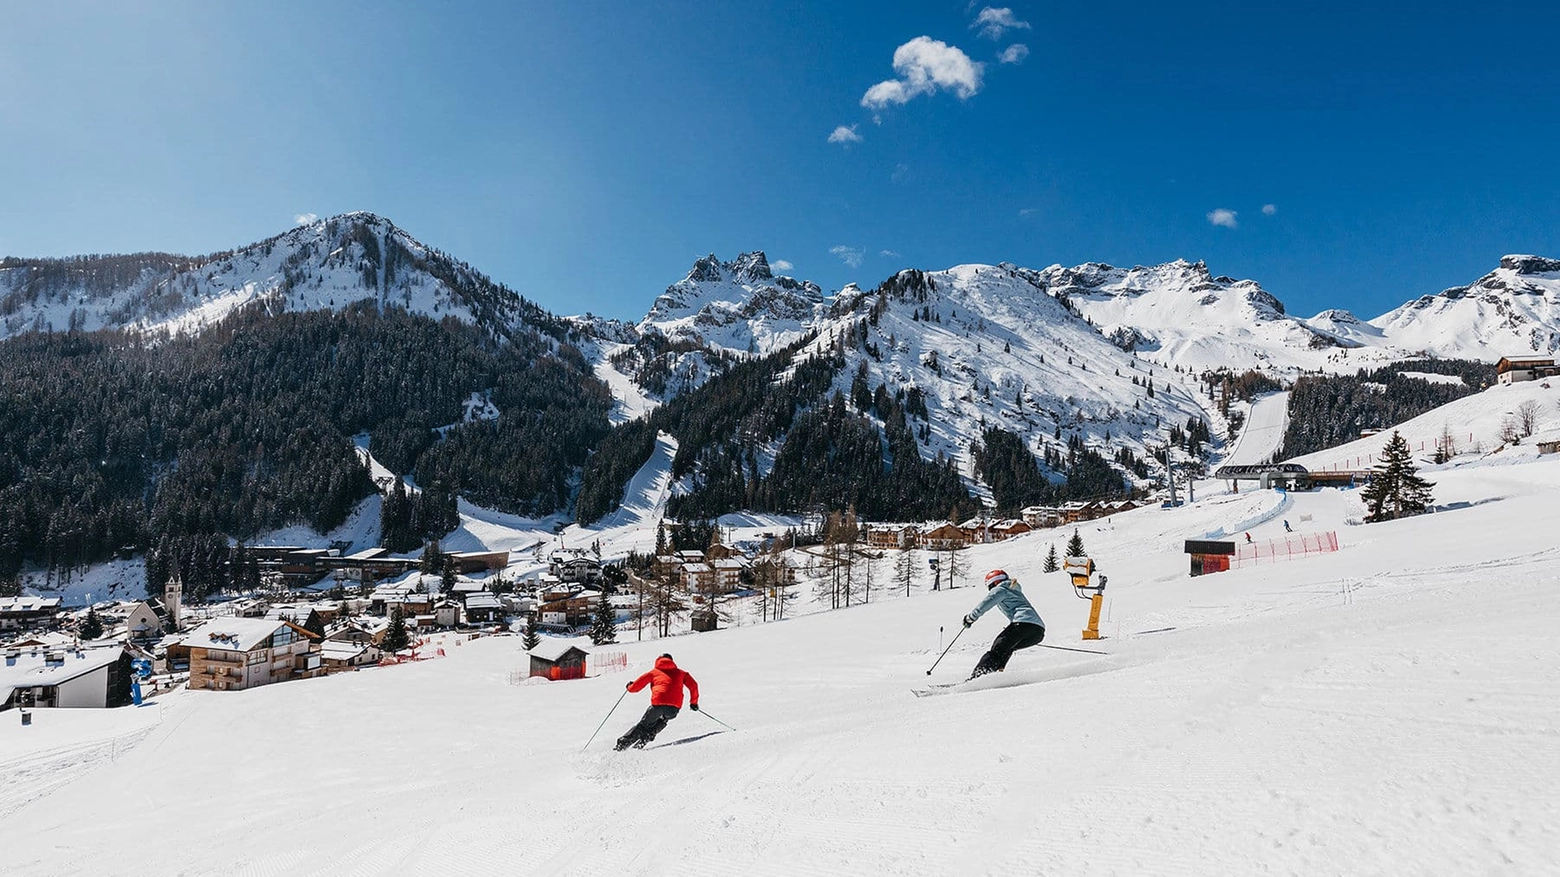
[1370,255,1560,357]
[640,251,823,351]
[1035,259,1343,370]
[0,213,554,341]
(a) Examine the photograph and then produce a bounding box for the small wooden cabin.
[528,640,590,681]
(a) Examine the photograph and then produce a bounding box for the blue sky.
[3,1,1558,321]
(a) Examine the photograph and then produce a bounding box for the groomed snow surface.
[6,450,1560,875]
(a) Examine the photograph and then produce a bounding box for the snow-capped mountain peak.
[1370,254,1560,357]
[0,212,552,341]
[640,251,823,350]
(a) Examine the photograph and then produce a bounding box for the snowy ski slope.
[5,446,1560,875]
[1221,390,1290,466]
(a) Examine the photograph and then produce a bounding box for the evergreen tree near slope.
[1066,529,1086,559]
[440,564,457,595]
[522,611,542,651]
[79,607,104,640]
[588,595,618,646]
[1359,430,1435,523]
[1042,542,1060,573]
[383,606,411,652]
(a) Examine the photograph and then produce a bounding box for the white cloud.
[771,259,794,272]
[1018,207,1038,217]
[879,249,901,258]
[998,44,1030,64]
[1262,203,1277,215]
[861,36,984,111]
[294,212,319,226]
[1207,208,1239,229]
[828,124,863,145]
[830,245,865,268]
[972,7,1031,40]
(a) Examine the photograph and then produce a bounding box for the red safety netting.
[1232,531,1339,568]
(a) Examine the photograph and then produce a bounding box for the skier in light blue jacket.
[963,569,1046,679]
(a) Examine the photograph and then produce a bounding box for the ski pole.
[696,708,738,732]
[582,688,629,752]
[1037,643,1108,655]
[926,622,968,675]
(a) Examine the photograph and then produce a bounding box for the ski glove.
[690,703,699,711]
[962,614,975,627]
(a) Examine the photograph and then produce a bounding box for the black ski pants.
[616,705,680,750]
[971,622,1046,679]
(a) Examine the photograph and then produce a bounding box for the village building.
[265,606,326,638]
[917,523,970,551]
[0,596,62,632]
[704,542,743,560]
[865,524,918,550]
[1021,505,1064,529]
[6,631,77,650]
[679,562,717,593]
[1495,356,1559,385]
[326,618,389,647]
[537,587,602,630]
[553,554,603,585]
[711,558,747,591]
[319,640,383,672]
[2,644,132,710]
[989,519,1034,540]
[184,617,324,692]
[461,592,505,625]
[446,549,510,575]
[527,640,589,681]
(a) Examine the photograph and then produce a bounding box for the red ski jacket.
[627,655,699,708]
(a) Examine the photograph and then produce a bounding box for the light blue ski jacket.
[966,579,1044,628]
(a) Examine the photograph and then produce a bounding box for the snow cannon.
[1062,556,1107,641]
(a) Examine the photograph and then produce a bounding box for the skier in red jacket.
[615,653,700,750]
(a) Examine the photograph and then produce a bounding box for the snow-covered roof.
[319,641,375,659]
[712,558,747,570]
[1,645,124,698]
[0,597,62,614]
[528,639,589,662]
[681,563,713,574]
[183,617,307,653]
[6,631,78,649]
[463,593,502,610]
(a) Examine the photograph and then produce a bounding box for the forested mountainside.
[1278,360,1497,460]
[576,334,973,525]
[0,303,610,584]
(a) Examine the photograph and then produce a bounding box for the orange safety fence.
[1231,531,1339,568]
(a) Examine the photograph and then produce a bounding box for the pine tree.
[1360,430,1434,522]
[1066,529,1086,559]
[80,607,104,640]
[419,540,443,575]
[440,564,457,594]
[588,595,618,645]
[1042,543,1060,573]
[522,611,542,650]
[383,606,410,652]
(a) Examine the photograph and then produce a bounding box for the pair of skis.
[915,641,1109,697]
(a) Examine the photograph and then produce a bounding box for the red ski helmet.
[984,569,1010,589]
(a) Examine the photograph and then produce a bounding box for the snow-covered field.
[6,440,1560,875]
